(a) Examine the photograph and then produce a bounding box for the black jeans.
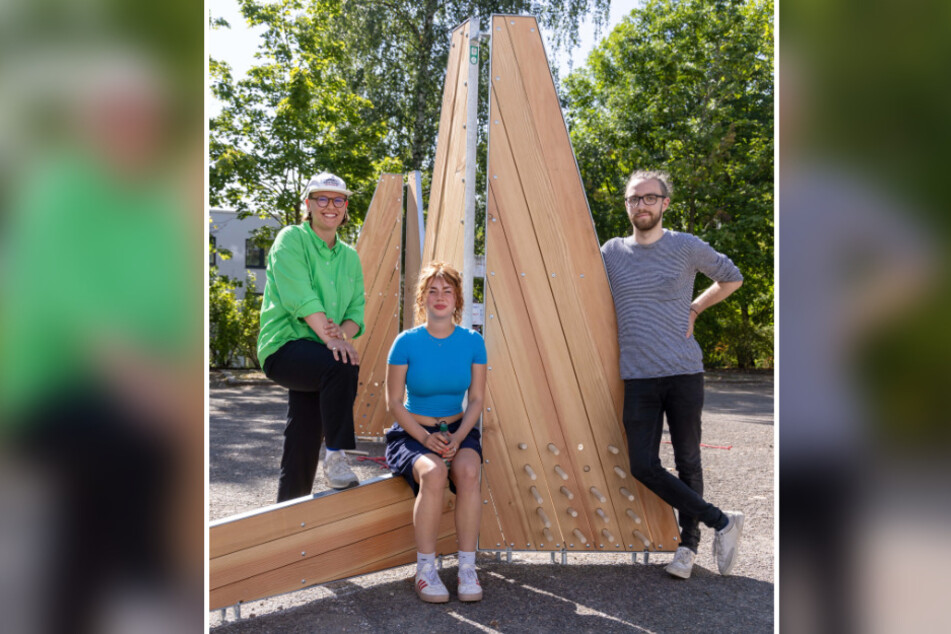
[263,339,360,502]
[623,373,725,551]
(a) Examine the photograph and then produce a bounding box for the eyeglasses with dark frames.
[309,195,348,208]
[625,193,664,207]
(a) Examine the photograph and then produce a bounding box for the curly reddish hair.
[415,261,464,325]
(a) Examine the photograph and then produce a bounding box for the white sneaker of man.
[713,511,745,576]
[665,546,696,579]
[457,563,483,602]
[323,451,358,490]
[415,563,449,603]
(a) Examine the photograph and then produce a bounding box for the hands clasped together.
[422,426,459,461]
[322,319,360,365]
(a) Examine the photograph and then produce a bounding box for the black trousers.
[263,339,360,502]
[20,390,174,634]
[623,373,725,551]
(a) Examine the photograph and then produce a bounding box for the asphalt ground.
[209,371,774,633]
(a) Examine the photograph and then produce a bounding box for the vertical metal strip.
[462,18,480,329]
[413,171,425,260]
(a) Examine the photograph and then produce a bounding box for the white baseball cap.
[302,172,353,198]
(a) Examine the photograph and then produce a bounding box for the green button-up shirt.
[257,223,365,366]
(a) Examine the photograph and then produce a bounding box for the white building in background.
[209,208,282,299]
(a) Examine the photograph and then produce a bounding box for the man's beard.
[631,209,663,231]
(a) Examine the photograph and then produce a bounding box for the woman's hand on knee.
[327,338,360,365]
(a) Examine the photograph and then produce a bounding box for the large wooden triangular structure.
[479,15,678,552]
[209,16,677,612]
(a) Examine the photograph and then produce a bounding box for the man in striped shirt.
[601,170,745,580]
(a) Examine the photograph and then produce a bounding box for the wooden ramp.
[209,476,458,610]
[353,174,403,438]
[480,15,680,553]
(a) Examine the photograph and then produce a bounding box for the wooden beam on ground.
[209,476,457,610]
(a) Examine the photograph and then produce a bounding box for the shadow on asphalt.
[213,560,773,633]
[210,386,287,488]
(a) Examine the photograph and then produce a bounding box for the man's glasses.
[625,194,664,207]
[309,195,348,208]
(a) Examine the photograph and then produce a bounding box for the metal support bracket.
[461,17,480,329]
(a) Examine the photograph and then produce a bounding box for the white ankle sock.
[458,551,475,567]
[325,448,341,457]
[417,552,435,572]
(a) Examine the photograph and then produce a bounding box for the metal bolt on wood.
[530,486,543,505]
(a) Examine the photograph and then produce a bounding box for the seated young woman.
[384,262,487,604]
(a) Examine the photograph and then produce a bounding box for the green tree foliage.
[329,0,609,172]
[209,268,264,369]
[210,1,609,236]
[209,268,242,368]
[564,0,773,368]
[209,0,398,237]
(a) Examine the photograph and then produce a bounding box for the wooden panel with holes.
[482,14,679,553]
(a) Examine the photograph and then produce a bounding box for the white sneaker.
[415,563,449,603]
[457,563,483,602]
[323,451,358,490]
[713,511,745,576]
[665,546,696,579]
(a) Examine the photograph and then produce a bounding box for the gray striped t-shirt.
[600,230,743,380]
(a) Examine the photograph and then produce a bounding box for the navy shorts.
[384,419,483,496]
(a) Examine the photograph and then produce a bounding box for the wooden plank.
[211,494,427,590]
[403,171,424,330]
[354,260,401,437]
[423,21,470,272]
[355,174,403,286]
[487,15,679,551]
[211,506,458,609]
[210,477,412,559]
[490,25,643,547]
[425,22,466,253]
[482,217,587,550]
[481,285,567,550]
[477,455,507,550]
[354,174,403,438]
[486,93,619,551]
[501,19,621,413]
[494,19,680,549]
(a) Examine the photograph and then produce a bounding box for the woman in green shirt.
[257,172,366,500]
